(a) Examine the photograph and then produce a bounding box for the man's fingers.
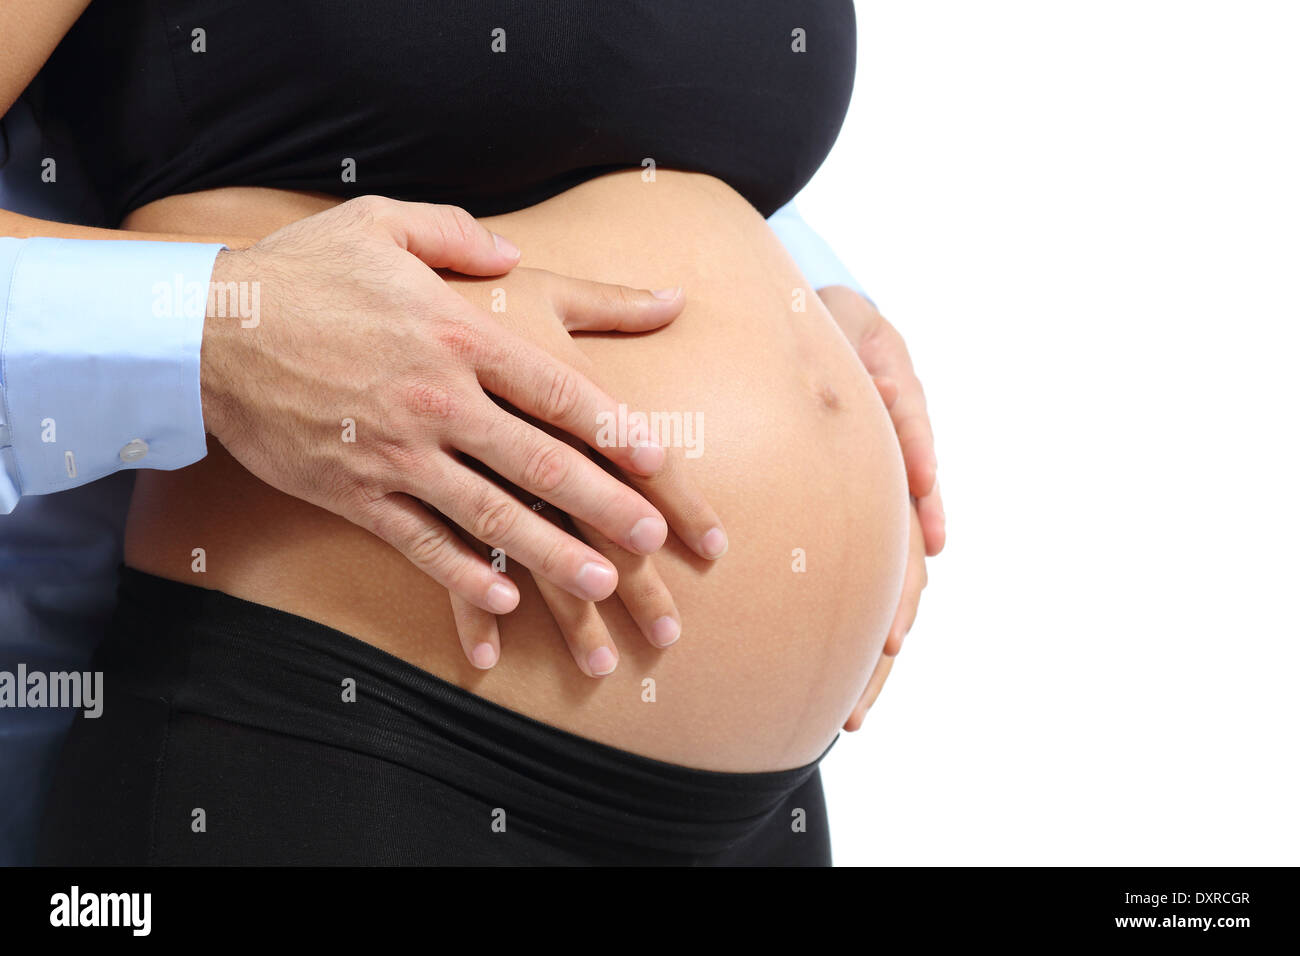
[549,275,685,333]
[571,515,682,649]
[359,492,521,614]
[457,405,669,556]
[363,197,522,276]
[448,592,501,669]
[472,312,729,562]
[474,337,669,477]
[403,456,620,603]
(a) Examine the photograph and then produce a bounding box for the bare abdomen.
[123,171,909,771]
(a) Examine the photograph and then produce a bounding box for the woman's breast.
[122,170,909,771]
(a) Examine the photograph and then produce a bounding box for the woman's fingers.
[820,288,943,553]
[872,360,943,555]
[872,375,901,410]
[883,503,927,657]
[448,592,501,669]
[358,492,521,614]
[531,571,620,678]
[619,446,729,561]
[546,273,686,333]
[843,655,895,732]
[846,504,923,730]
[456,402,669,557]
[917,481,946,557]
[571,514,682,649]
[890,385,938,500]
[846,300,938,502]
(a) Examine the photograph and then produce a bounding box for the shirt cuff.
[0,237,225,512]
[766,201,875,308]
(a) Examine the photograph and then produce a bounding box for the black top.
[29,0,856,224]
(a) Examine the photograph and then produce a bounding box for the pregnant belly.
[122,171,909,771]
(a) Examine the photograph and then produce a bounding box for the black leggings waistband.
[37,568,833,866]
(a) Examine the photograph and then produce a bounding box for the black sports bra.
[29,1,856,224]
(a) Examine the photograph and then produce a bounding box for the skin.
[3,0,946,754]
[123,172,913,771]
[818,286,946,728]
[1,0,732,670]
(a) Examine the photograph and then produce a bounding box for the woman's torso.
[38,0,904,772]
[123,170,909,772]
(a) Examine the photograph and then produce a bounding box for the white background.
[802,1,1300,865]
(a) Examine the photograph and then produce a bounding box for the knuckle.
[405,522,456,574]
[570,622,604,649]
[336,473,383,515]
[372,433,423,482]
[402,381,460,423]
[436,321,482,362]
[470,497,518,543]
[901,373,928,407]
[627,575,667,609]
[613,284,640,311]
[347,194,387,222]
[542,366,583,421]
[440,205,479,248]
[522,442,569,495]
[650,463,708,525]
[535,535,569,579]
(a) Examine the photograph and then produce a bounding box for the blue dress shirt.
[0,96,866,864]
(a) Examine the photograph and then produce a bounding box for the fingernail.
[575,562,617,600]
[492,232,521,259]
[650,286,681,300]
[629,439,664,473]
[471,642,498,669]
[650,616,681,648]
[699,527,728,559]
[627,516,667,554]
[486,582,517,613]
[587,646,618,676]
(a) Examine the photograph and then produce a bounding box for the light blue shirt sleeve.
[0,236,225,513]
[766,200,875,308]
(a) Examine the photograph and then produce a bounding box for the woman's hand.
[817,286,945,727]
[440,267,712,674]
[201,198,727,662]
[454,500,684,676]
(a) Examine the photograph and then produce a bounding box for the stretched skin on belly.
[123,170,909,772]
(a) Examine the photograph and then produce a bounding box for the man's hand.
[199,196,728,666]
[440,267,715,676]
[818,286,945,726]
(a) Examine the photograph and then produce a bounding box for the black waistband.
[100,568,832,857]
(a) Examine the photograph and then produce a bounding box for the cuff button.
[119,438,149,463]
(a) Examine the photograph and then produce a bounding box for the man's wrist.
[200,247,253,440]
